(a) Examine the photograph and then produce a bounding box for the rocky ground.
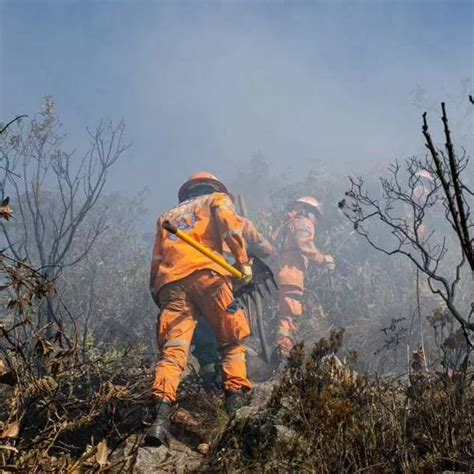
[107,346,472,473]
[111,377,276,473]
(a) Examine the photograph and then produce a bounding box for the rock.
[132,439,203,473]
[172,407,200,428]
[247,354,274,382]
[250,380,276,407]
[111,433,204,473]
[232,405,254,424]
[133,445,169,473]
[226,381,276,429]
[197,443,210,455]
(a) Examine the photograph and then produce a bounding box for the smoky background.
[0,0,472,373]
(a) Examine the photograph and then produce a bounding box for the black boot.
[201,372,223,393]
[225,391,245,417]
[144,400,172,447]
[200,364,224,393]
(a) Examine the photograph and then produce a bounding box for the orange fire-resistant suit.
[192,217,274,381]
[225,218,274,261]
[275,211,327,355]
[150,192,252,403]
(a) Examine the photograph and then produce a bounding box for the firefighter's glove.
[236,262,253,285]
[324,254,335,271]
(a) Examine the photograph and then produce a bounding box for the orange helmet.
[178,171,230,202]
[295,196,323,215]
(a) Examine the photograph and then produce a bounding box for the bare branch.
[343,99,474,343]
[0,115,28,135]
[0,99,128,327]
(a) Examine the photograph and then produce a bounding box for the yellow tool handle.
[162,220,244,279]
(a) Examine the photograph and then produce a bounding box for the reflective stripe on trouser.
[152,270,252,403]
[277,284,304,356]
[152,315,196,402]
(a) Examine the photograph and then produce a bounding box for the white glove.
[324,254,335,271]
[236,262,253,285]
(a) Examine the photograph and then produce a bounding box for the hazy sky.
[1,0,473,215]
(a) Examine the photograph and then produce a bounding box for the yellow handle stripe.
[174,228,244,279]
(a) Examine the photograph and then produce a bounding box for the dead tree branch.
[0,115,28,135]
[0,98,129,325]
[342,100,473,345]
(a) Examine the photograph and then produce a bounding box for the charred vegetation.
[0,98,472,471]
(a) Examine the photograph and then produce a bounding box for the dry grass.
[210,330,473,473]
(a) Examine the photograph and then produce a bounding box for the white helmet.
[416,170,434,182]
[294,196,323,215]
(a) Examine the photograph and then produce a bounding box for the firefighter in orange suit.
[273,197,335,358]
[145,172,253,447]
[193,217,274,392]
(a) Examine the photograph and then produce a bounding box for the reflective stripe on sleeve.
[163,339,189,349]
[157,356,181,368]
[221,352,246,362]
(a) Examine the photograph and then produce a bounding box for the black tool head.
[234,256,278,302]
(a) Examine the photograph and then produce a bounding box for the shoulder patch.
[162,201,201,241]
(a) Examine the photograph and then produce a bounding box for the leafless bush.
[0,115,150,472]
[210,330,473,472]
[0,244,151,471]
[340,100,473,377]
[0,98,130,327]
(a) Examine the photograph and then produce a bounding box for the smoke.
[0,0,472,219]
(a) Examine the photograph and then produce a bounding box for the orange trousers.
[152,270,252,403]
[277,284,304,356]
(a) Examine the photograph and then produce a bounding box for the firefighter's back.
[154,192,234,290]
[276,214,314,288]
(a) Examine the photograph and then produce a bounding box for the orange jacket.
[150,192,249,297]
[221,218,274,264]
[274,213,325,289]
[242,218,274,259]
